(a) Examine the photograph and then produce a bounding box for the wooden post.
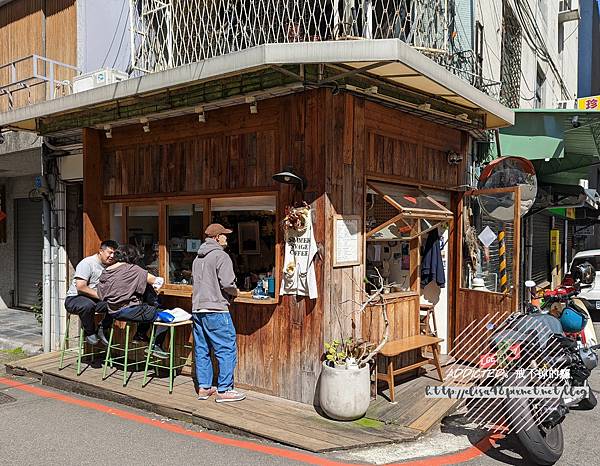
[83,128,107,255]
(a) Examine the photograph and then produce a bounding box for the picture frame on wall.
[238,221,260,255]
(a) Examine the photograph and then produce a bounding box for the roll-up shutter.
[531,213,550,285]
[15,198,43,308]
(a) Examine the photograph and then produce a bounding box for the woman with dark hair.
[97,244,168,358]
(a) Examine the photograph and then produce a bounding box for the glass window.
[127,205,159,275]
[211,195,277,293]
[368,181,452,217]
[109,203,124,244]
[167,203,205,285]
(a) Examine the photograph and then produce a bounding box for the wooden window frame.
[106,191,281,305]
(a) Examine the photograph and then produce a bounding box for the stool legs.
[77,327,85,375]
[168,326,175,394]
[102,327,114,380]
[123,324,130,386]
[59,313,71,370]
[142,324,157,388]
[387,357,395,403]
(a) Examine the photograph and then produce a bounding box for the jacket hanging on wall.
[421,228,446,288]
[281,208,318,299]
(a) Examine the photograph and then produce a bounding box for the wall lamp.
[245,96,258,114]
[140,117,150,133]
[272,167,306,195]
[104,125,112,139]
[195,105,206,122]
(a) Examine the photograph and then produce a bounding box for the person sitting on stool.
[64,240,119,346]
[97,244,169,358]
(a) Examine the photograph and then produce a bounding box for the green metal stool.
[142,320,193,393]
[59,312,105,375]
[102,320,149,386]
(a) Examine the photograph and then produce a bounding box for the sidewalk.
[0,308,43,355]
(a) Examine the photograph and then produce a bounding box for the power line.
[101,0,128,69]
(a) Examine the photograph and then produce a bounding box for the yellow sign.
[550,229,561,268]
[578,95,600,110]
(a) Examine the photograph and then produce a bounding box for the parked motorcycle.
[473,263,598,465]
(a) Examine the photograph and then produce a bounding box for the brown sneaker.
[215,389,246,403]
[197,387,216,400]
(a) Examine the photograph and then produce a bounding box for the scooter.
[472,263,598,465]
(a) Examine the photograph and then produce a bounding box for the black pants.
[111,303,167,346]
[64,295,113,337]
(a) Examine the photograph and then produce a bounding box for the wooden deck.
[5,352,458,453]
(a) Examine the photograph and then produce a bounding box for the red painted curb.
[0,376,494,465]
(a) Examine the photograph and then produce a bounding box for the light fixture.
[140,117,150,133]
[447,150,463,165]
[365,86,378,94]
[195,105,206,122]
[103,125,112,139]
[456,113,470,121]
[418,103,431,111]
[245,96,258,114]
[272,167,306,194]
[572,115,580,128]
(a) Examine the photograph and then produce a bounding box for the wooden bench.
[377,335,444,402]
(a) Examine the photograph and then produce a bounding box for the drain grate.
[0,392,16,405]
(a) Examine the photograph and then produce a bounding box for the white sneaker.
[215,389,246,403]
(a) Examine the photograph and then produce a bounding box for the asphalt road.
[3,328,600,466]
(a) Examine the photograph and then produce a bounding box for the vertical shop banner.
[281,209,318,299]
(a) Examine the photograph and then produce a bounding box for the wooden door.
[454,187,521,348]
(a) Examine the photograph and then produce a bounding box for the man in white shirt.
[64,240,118,345]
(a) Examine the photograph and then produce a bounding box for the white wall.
[476,0,580,108]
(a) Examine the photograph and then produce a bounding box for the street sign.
[578,95,600,110]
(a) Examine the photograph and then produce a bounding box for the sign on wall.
[333,215,362,267]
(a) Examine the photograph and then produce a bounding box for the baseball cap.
[205,223,233,237]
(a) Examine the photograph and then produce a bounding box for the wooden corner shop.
[82,89,474,405]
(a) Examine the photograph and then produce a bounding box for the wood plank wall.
[86,90,469,403]
[0,0,76,111]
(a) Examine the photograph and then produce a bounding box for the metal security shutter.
[531,213,550,285]
[15,198,43,308]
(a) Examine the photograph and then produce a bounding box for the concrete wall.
[474,0,580,107]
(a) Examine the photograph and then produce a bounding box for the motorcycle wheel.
[507,396,564,465]
[516,423,564,465]
[578,388,597,410]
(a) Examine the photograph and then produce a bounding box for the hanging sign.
[333,215,361,267]
[281,207,318,299]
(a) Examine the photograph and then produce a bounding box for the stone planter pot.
[318,361,370,421]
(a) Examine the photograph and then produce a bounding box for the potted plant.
[318,272,391,421]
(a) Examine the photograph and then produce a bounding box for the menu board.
[333,215,361,267]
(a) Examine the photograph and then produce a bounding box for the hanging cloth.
[281,208,318,299]
[421,228,446,288]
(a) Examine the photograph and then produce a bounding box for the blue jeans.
[192,312,237,392]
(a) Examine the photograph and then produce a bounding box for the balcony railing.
[130,0,454,72]
[0,55,79,111]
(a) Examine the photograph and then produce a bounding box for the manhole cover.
[0,392,16,405]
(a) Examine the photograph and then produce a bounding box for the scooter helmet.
[559,306,588,333]
[572,261,595,285]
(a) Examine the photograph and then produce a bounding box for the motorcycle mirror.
[525,280,537,288]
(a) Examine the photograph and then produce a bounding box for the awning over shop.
[0,40,513,135]
[499,109,600,185]
[533,183,600,223]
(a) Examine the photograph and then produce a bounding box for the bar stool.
[419,303,438,336]
[59,312,105,375]
[102,320,149,386]
[142,320,193,393]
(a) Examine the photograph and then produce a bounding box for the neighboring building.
[0,0,130,350]
[1,1,514,403]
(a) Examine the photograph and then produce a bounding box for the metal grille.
[499,0,522,108]
[129,0,454,74]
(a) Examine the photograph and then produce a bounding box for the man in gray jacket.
[192,223,245,402]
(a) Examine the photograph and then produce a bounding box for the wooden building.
[1,40,515,405]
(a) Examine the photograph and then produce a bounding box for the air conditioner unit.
[559,0,580,23]
[73,68,128,93]
[556,100,577,109]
